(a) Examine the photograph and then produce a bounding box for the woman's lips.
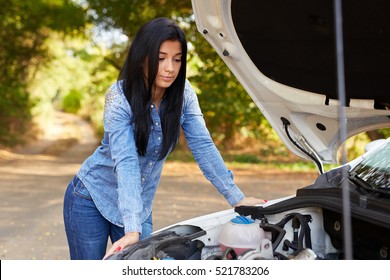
[160,76,174,82]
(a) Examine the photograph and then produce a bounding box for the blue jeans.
[63,176,152,260]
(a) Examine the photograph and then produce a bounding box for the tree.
[0,0,86,146]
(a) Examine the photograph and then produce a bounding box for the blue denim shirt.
[76,80,244,234]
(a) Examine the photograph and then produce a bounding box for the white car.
[108,0,390,260]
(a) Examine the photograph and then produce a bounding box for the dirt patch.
[41,138,79,156]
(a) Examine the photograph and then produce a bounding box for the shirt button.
[151,105,154,108]
[141,177,145,182]
[157,136,161,141]
[155,122,159,126]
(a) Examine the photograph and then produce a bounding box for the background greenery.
[1,0,389,166]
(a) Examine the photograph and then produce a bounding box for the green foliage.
[229,154,262,164]
[86,0,192,34]
[85,0,193,71]
[62,89,82,113]
[0,0,86,147]
[188,34,274,148]
[29,33,118,139]
[0,84,33,146]
[379,128,390,138]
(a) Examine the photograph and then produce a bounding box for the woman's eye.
[174,59,181,62]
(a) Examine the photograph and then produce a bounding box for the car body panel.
[149,138,390,260]
[191,0,390,163]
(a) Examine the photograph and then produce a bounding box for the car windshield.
[351,141,390,190]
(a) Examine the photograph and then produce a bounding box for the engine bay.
[108,164,390,260]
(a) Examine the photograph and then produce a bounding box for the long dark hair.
[118,17,187,159]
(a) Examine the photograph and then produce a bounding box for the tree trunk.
[366,130,385,141]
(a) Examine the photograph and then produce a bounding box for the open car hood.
[191,0,390,164]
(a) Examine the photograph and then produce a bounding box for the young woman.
[63,17,266,260]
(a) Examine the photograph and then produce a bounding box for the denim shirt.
[76,80,244,234]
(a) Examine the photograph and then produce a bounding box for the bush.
[62,89,82,114]
[0,84,33,147]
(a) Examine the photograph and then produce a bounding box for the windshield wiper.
[349,173,390,197]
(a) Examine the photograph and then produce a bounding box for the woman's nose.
[164,60,174,72]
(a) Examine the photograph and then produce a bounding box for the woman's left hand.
[234,197,267,207]
[103,231,140,260]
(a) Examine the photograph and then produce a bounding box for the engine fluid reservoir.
[218,216,265,255]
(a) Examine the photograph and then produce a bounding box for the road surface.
[0,111,317,260]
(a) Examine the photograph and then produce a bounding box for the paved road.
[0,111,317,260]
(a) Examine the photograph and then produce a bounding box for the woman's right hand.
[234,196,267,207]
[103,231,140,259]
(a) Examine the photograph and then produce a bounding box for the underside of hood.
[191,0,390,164]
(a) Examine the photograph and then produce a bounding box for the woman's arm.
[181,81,266,207]
[103,84,143,234]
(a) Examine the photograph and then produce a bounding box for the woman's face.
[144,40,182,95]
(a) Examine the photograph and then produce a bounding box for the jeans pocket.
[73,176,92,200]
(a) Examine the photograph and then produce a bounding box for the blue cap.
[231,216,254,224]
